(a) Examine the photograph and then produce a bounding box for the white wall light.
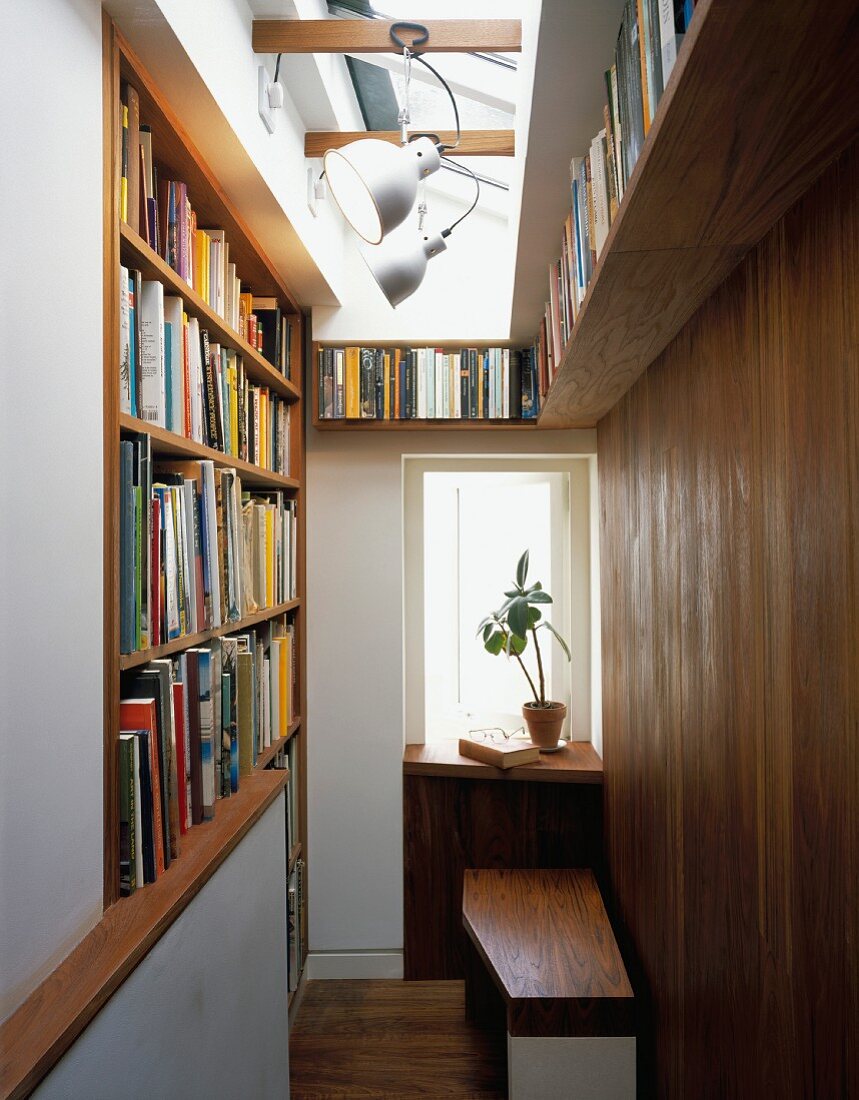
[323,136,441,245]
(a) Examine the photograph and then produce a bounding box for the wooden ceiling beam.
[305,130,515,158]
[252,19,522,55]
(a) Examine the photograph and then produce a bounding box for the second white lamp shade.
[359,226,448,308]
[323,136,441,244]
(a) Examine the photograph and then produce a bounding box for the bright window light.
[422,471,570,737]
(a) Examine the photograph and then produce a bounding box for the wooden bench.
[462,868,635,1099]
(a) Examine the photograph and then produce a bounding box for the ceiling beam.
[305,130,515,158]
[252,19,522,55]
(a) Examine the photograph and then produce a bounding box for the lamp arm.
[440,156,481,236]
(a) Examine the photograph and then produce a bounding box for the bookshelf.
[535,0,859,429]
[312,341,539,429]
[103,18,309,990]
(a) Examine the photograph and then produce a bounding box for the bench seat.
[462,868,635,1098]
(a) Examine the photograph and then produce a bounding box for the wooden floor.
[289,980,506,1099]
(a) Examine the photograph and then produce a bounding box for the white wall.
[34,799,289,1100]
[305,423,596,969]
[0,0,105,1021]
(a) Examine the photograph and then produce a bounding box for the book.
[458,738,540,769]
[118,734,137,895]
[120,698,165,876]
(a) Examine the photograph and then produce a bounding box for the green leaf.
[515,550,529,588]
[544,620,572,661]
[476,616,494,636]
[484,630,505,656]
[507,596,530,639]
[504,588,521,599]
[482,623,494,642]
[528,606,542,627]
[495,596,516,618]
[527,590,553,604]
[505,631,527,656]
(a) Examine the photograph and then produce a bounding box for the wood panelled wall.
[598,141,857,1097]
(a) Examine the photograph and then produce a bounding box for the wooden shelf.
[289,841,302,872]
[119,413,299,490]
[254,716,301,771]
[120,223,301,403]
[403,740,603,784]
[119,600,300,670]
[537,0,859,428]
[0,768,289,1100]
[313,417,538,431]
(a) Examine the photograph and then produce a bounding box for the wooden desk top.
[462,868,633,1037]
[403,739,603,784]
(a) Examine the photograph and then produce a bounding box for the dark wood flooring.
[289,980,506,1099]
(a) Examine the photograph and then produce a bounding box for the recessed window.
[403,457,601,746]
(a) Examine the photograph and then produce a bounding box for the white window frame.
[402,455,601,747]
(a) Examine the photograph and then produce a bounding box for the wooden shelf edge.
[534,0,859,428]
[0,769,289,1100]
[312,418,539,431]
[119,223,301,402]
[254,716,301,771]
[119,413,300,490]
[288,841,302,871]
[402,741,604,785]
[119,600,300,670]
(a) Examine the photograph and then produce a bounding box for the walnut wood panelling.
[403,773,603,981]
[304,130,515,158]
[252,19,522,55]
[598,142,858,1097]
[463,869,634,1038]
[539,0,859,428]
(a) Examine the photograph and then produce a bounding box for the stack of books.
[119,81,292,377]
[120,268,291,472]
[532,0,697,396]
[118,616,296,895]
[317,346,539,421]
[119,433,297,654]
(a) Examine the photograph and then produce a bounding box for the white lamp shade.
[323,137,440,244]
[359,227,447,308]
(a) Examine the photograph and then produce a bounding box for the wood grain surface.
[403,772,603,980]
[0,771,289,1100]
[305,129,515,158]
[289,980,506,1099]
[539,0,859,428]
[252,19,522,55]
[403,739,603,783]
[598,141,859,1096]
[463,869,634,1038]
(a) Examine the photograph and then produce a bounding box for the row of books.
[270,740,304,988]
[118,618,296,895]
[119,81,292,376]
[120,268,292,474]
[120,433,297,654]
[316,347,540,421]
[288,858,306,992]
[535,0,697,395]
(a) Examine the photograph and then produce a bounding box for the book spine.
[360,348,375,419]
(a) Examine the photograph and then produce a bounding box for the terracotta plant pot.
[522,701,567,751]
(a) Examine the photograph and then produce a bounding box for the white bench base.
[508,1034,636,1099]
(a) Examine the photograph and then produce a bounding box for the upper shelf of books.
[117,32,301,320]
[533,0,859,429]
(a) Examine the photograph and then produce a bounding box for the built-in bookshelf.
[312,342,539,429]
[534,0,859,428]
[104,20,308,997]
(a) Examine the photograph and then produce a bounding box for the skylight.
[327,0,522,206]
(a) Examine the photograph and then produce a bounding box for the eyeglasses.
[467,726,526,744]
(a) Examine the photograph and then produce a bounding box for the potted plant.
[477,551,572,751]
